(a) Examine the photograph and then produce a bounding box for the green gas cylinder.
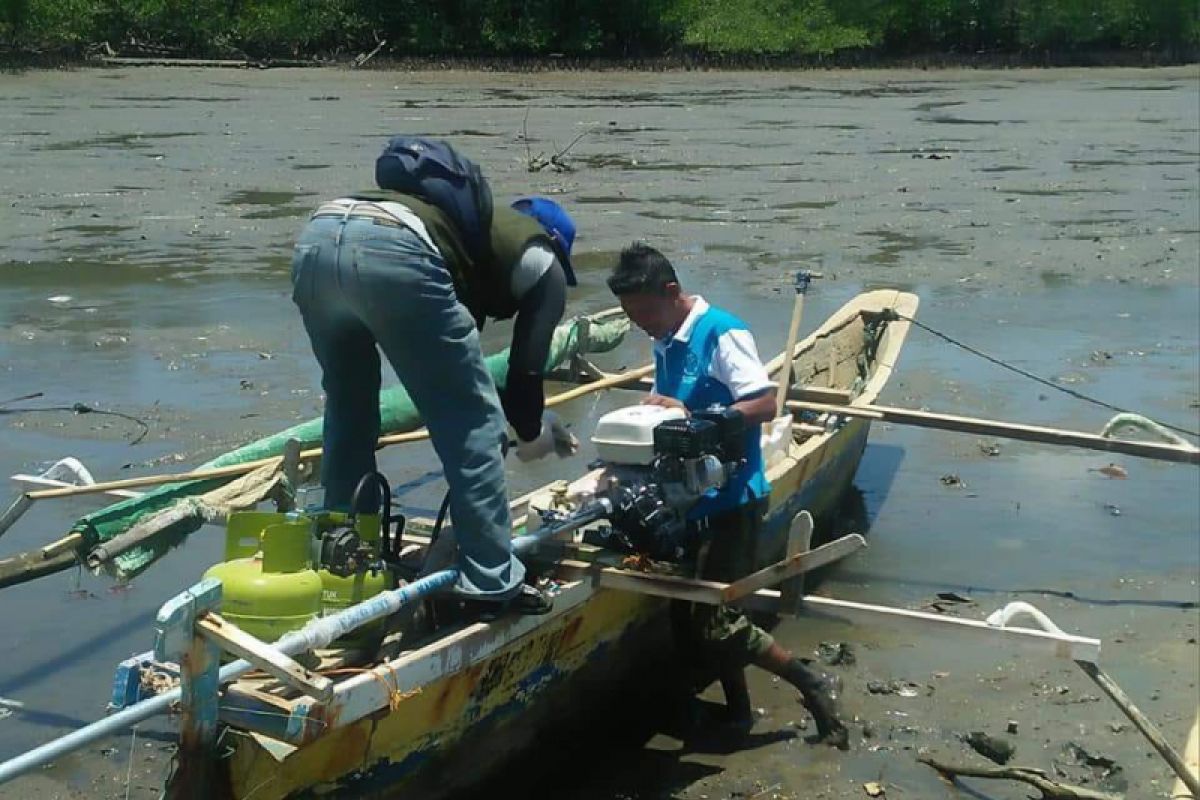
[314,511,392,650]
[204,512,323,644]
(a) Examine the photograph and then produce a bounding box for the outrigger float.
[0,285,1196,799]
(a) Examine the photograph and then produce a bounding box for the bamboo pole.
[22,364,657,504]
[774,272,815,418]
[1174,709,1200,799]
[1075,660,1200,798]
[786,400,1200,465]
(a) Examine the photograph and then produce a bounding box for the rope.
[319,668,419,711]
[886,310,1200,439]
[0,401,149,444]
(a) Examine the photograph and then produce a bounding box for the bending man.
[292,141,578,616]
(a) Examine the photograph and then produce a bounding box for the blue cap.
[511,196,577,286]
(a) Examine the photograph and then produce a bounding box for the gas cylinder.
[203,511,323,645]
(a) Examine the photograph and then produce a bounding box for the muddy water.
[0,67,1197,799]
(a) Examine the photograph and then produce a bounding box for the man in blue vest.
[607,243,848,748]
[292,147,579,618]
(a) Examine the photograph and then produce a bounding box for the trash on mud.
[862,781,885,797]
[1055,742,1128,793]
[867,680,923,698]
[1006,720,1019,734]
[817,641,856,666]
[1092,463,1128,479]
[940,473,965,487]
[923,591,976,613]
[978,441,1002,456]
[963,731,1016,764]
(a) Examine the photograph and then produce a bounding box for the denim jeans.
[291,213,524,601]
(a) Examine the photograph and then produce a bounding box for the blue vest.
[654,304,770,518]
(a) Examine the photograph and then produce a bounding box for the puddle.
[35,131,199,151]
[221,189,313,206]
[572,195,639,205]
[776,200,837,210]
[859,228,970,265]
[241,205,311,220]
[51,224,137,237]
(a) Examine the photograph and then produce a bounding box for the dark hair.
[607,242,678,296]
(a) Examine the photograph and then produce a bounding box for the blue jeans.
[291,214,524,601]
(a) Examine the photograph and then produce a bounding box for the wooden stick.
[774,274,809,417]
[1175,708,1200,800]
[1076,659,1200,797]
[918,756,1121,800]
[197,613,332,702]
[786,400,1200,465]
[721,533,865,603]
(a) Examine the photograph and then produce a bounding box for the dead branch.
[522,108,587,173]
[352,37,387,69]
[918,756,1122,800]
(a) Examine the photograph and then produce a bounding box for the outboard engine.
[585,404,746,560]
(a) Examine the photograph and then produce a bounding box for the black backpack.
[375,137,494,265]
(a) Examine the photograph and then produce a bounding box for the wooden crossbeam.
[554,532,864,606]
[788,386,854,405]
[722,533,865,603]
[196,613,333,702]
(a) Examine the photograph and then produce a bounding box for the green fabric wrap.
[78,314,629,578]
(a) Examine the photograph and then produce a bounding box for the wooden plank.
[197,613,333,702]
[778,512,813,616]
[789,386,854,405]
[787,400,1200,465]
[723,533,864,603]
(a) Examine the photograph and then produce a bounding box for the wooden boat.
[208,289,919,799]
[8,286,1194,798]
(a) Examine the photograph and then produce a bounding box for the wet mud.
[0,66,1196,799]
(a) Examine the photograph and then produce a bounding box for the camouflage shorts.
[672,498,775,665]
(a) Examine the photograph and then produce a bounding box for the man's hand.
[641,394,689,415]
[515,411,580,462]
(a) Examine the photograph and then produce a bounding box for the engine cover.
[590,404,686,465]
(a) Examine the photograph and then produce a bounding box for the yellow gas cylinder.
[316,512,392,650]
[204,512,323,644]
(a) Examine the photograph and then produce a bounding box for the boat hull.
[223,422,872,800]
[220,291,917,799]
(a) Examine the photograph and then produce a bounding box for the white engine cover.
[590,404,686,465]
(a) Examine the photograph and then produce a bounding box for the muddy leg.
[753,643,849,749]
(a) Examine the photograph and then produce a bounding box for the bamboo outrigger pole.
[786,400,1200,465]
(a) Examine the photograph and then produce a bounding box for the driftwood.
[918,756,1122,800]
